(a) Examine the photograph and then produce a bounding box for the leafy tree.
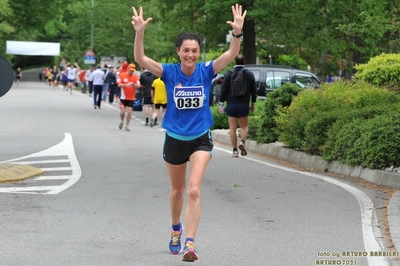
[0,0,14,59]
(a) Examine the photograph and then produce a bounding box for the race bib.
[173,86,205,110]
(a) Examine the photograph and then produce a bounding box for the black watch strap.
[232,30,243,38]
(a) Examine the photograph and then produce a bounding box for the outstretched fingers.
[131,7,153,29]
[227,4,246,29]
[232,3,246,19]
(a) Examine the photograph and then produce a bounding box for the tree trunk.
[243,19,256,64]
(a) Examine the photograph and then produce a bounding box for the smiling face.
[177,40,200,69]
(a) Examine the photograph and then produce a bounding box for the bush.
[276,80,400,154]
[255,83,301,144]
[322,111,400,169]
[355,53,400,91]
[210,104,229,129]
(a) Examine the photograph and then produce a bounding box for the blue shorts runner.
[163,130,213,165]
[225,104,250,118]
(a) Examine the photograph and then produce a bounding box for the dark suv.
[244,64,322,96]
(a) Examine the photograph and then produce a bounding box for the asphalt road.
[0,82,397,266]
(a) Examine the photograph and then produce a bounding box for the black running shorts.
[163,130,213,165]
[120,99,134,108]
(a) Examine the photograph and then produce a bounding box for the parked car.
[244,64,322,96]
[210,73,225,105]
[212,65,321,103]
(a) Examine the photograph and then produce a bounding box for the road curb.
[0,163,44,182]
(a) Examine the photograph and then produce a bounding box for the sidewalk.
[211,129,400,254]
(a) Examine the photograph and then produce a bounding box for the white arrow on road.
[0,133,81,194]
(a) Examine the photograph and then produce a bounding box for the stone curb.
[0,163,44,182]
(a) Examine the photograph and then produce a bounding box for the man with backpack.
[219,54,257,157]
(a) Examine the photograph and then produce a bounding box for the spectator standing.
[132,4,246,262]
[117,63,140,131]
[66,62,80,95]
[140,68,156,126]
[90,64,105,109]
[150,76,167,127]
[219,54,257,157]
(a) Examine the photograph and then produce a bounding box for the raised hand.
[131,7,153,32]
[226,4,247,32]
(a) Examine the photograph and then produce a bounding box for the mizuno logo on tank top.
[175,90,202,97]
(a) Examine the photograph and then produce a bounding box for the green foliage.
[275,54,308,70]
[322,111,400,169]
[0,0,14,35]
[354,53,400,91]
[276,80,400,156]
[4,0,400,79]
[210,105,229,130]
[255,83,301,144]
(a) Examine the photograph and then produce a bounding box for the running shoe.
[182,241,198,262]
[169,225,184,254]
[232,150,239,158]
[238,141,247,156]
[125,126,130,132]
[119,122,123,130]
[150,119,154,128]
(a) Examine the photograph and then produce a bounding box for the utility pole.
[90,0,94,49]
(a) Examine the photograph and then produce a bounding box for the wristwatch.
[232,30,243,38]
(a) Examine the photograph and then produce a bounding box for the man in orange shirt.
[117,63,140,131]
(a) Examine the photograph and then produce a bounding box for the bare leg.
[184,151,210,239]
[120,106,126,122]
[238,116,249,140]
[228,116,238,149]
[166,162,187,225]
[126,107,133,126]
[152,108,160,120]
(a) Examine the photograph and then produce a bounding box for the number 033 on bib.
[173,86,205,110]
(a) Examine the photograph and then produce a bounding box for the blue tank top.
[161,61,216,136]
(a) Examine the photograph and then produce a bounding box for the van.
[244,64,322,96]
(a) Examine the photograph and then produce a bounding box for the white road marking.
[0,133,82,195]
[10,159,69,164]
[40,167,72,171]
[35,175,71,180]
[214,146,389,266]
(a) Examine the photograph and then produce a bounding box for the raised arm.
[213,4,247,74]
[132,7,163,77]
